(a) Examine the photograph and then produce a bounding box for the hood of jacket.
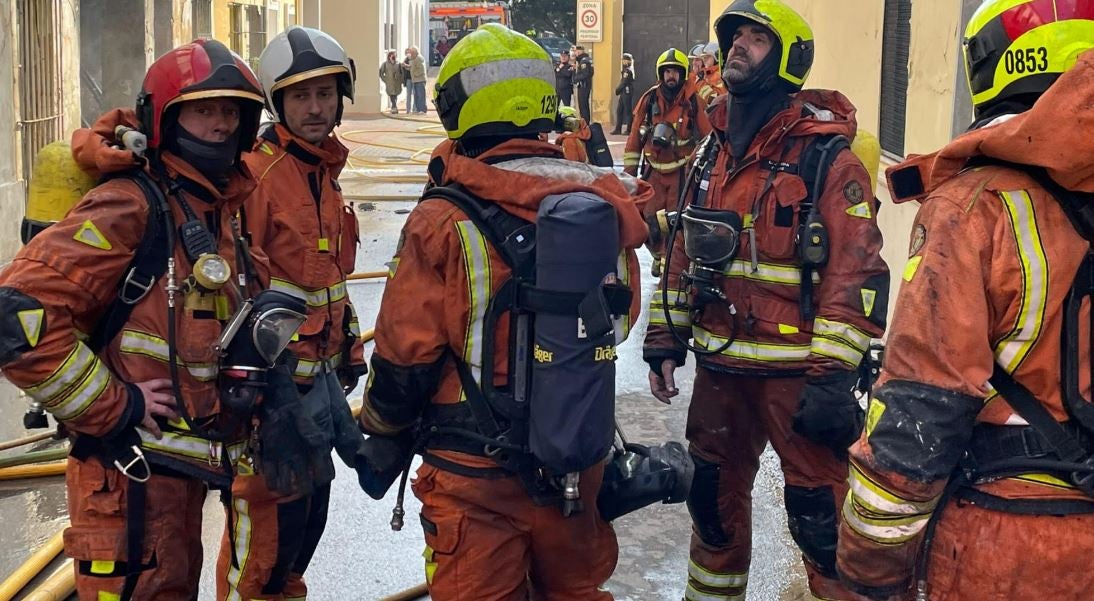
[888,50,1094,201]
[430,138,652,249]
[252,122,350,178]
[71,107,256,208]
[707,88,859,152]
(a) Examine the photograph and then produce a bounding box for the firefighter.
[836,3,1094,600]
[643,1,889,600]
[697,42,727,103]
[0,40,283,600]
[688,44,705,87]
[554,105,592,163]
[354,24,653,599]
[623,47,712,276]
[216,26,367,601]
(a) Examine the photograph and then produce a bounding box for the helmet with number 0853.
[433,23,557,140]
[963,0,1094,117]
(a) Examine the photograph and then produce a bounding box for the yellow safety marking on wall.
[865,398,886,437]
[74,219,112,250]
[845,202,873,219]
[778,323,799,335]
[16,308,44,347]
[90,560,115,575]
[902,256,922,282]
[861,288,877,318]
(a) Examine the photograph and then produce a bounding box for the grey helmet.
[258,26,356,123]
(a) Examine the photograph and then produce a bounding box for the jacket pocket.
[339,204,359,274]
[756,175,808,260]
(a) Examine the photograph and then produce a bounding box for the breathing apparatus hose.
[659,134,737,356]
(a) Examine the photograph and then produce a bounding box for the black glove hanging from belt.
[792,370,864,457]
[256,360,336,496]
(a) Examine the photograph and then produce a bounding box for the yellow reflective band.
[118,331,218,381]
[848,461,938,516]
[387,258,400,278]
[294,354,344,379]
[742,214,754,228]
[318,238,330,252]
[90,560,115,575]
[646,156,689,171]
[778,323,799,335]
[26,342,97,403]
[693,327,811,362]
[47,356,110,421]
[138,429,221,461]
[810,336,863,368]
[688,559,747,589]
[16,309,44,347]
[865,397,885,437]
[685,584,744,601]
[1012,472,1072,489]
[723,260,821,285]
[813,318,871,353]
[842,493,930,545]
[98,592,121,601]
[845,202,873,219]
[225,496,253,601]
[994,190,1048,374]
[613,251,632,345]
[455,220,492,401]
[861,288,877,318]
[259,142,274,155]
[269,278,348,308]
[902,256,922,282]
[74,219,112,250]
[423,545,438,585]
[215,294,231,321]
[649,308,692,328]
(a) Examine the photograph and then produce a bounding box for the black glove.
[255,364,335,496]
[355,430,415,500]
[338,362,368,394]
[792,371,865,457]
[319,370,366,468]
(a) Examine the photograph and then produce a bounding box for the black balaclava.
[163,107,239,189]
[723,36,791,160]
[969,93,1043,130]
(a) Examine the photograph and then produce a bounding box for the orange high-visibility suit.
[0,108,265,601]
[697,66,726,104]
[836,53,1094,601]
[644,91,887,601]
[216,123,366,601]
[555,118,592,163]
[623,80,711,267]
[360,138,652,599]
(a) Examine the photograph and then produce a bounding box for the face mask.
[172,126,239,186]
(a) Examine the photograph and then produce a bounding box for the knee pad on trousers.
[686,454,730,547]
[784,485,838,578]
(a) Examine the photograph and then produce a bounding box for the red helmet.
[136,39,264,154]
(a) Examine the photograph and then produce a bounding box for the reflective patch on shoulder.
[860,288,877,318]
[16,309,44,347]
[260,142,274,155]
[865,397,886,437]
[74,220,112,250]
[902,256,923,282]
[845,201,872,219]
[386,258,400,279]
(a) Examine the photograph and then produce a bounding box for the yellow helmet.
[434,23,557,140]
[714,0,814,91]
[963,0,1094,116]
[656,48,690,80]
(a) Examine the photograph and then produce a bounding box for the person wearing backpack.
[354,24,654,599]
[0,40,286,600]
[623,47,712,276]
[836,3,1094,600]
[642,2,888,600]
[215,26,367,601]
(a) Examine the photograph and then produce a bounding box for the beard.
[663,78,681,92]
[724,54,755,84]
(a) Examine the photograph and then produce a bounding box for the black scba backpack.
[420,183,632,506]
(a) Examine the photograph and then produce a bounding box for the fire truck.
[429,1,512,64]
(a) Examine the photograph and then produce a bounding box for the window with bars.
[192,0,213,40]
[16,0,64,182]
[878,0,912,157]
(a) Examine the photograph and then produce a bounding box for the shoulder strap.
[88,170,172,353]
[795,134,850,321]
[423,184,536,275]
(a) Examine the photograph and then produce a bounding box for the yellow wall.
[903,0,962,155]
[590,0,623,125]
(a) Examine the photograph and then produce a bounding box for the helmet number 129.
[541,94,559,115]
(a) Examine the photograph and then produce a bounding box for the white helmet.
[258,26,355,123]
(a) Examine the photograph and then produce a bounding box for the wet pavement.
[0,113,811,600]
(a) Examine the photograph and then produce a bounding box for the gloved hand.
[792,370,864,457]
[338,362,368,394]
[255,364,334,496]
[355,430,415,500]
[319,370,366,468]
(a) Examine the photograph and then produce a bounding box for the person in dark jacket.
[555,50,574,106]
[612,52,635,135]
[573,45,594,122]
